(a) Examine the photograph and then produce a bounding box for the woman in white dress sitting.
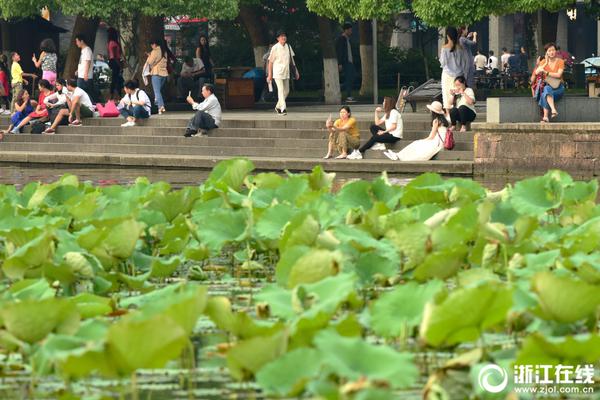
[384,101,449,161]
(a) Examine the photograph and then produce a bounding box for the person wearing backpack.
[118,80,151,127]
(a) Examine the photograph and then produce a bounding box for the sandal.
[323,154,332,159]
[551,111,558,119]
[335,154,347,159]
[540,118,549,123]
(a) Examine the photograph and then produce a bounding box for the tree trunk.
[358,20,373,97]
[135,14,164,90]
[0,20,10,53]
[317,16,341,104]
[239,5,269,67]
[62,16,99,79]
[379,19,394,48]
[416,21,430,81]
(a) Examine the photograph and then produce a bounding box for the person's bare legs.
[546,95,557,117]
[541,107,549,123]
[324,132,335,158]
[74,103,81,121]
[15,115,32,130]
[49,109,69,130]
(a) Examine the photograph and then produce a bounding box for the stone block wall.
[474,123,600,178]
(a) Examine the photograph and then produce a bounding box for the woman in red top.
[530,42,565,123]
[0,54,10,114]
[12,79,54,132]
[107,27,124,100]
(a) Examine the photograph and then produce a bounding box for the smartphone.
[188,91,191,97]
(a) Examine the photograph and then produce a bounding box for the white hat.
[426,101,444,115]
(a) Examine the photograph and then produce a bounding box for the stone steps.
[0,151,473,175]
[0,141,473,161]
[3,133,475,151]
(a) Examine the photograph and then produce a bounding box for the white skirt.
[397,129,445,161]
[441,72,456,110]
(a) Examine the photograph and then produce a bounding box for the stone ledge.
[486,97,600,123]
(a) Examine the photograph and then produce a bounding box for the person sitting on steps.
[10,79,54,133]
[358,96,403,156]
[43,79,95,133]
[184,83,222,137]
[449,76,476,132]
[118,80,151,127]
[324,105,361,159]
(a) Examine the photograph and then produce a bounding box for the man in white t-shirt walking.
[267,30,299,116]
[75,35,94,95]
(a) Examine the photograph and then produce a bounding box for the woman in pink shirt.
[107,27,124,100]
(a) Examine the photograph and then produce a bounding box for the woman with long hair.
[107,27,124,100]
[440,27,469,114]
[195,34,213,80]
[10,79,54,133]
[3,89,33,134]
[32,38,58,86]
[384,101,449,161]
[449,76,476,131]
[0,54,10,114]
[357,96,403,156]
[146,38,169,114]
[531,42,565,123]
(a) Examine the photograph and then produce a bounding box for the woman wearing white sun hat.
[384,101,449,161]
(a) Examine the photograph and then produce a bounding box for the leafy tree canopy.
[1,0,239,19]
[306,0,409,20]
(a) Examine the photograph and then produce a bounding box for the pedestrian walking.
[146,38,169,115]
[267,30,299,116]
[336,23,356,102]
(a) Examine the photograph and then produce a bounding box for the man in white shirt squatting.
[184,83,222,137]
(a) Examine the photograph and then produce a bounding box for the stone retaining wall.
[474,123,600,178]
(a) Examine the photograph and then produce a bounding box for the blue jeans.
[120,106,149,120]
[538,84,564,110]
[151,75,166,108]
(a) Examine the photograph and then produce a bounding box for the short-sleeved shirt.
[334,117,359,139]
[456,87,476,113]
[268,42,295,80]
[474,54,487,70]
[384,109,403,138]
[530,58,565,83]
[108,40,121,61]
[70,87,94,110]
[488,56,499,70]
[11,62,23,84]
[78,46,94,79]
[181,59,204,76]
[41,53,57,72]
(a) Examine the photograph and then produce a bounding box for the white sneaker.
[120,121,135,127]
[384,150,398,161]
[347,150,363,160]
[2,110,10,115]
[371,143,387,151]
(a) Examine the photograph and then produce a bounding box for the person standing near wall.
[32,39,58,86]
[267,30,299,116]
[335,23,356,102]
[107,27,124,100]
[146,38,169,115]
[75,35,94,94]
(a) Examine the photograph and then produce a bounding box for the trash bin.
[242,68,266,101]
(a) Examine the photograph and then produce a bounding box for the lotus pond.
[0,159,599,399]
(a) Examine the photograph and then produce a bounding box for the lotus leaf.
[195,208,247,252]
[226,328,287,381]
[400,173,451,207]
[2,232,55,279]
[516,333,600,366]
[255,203,296,240]
[531,271,600,323]
[287,249,341,288]
[278,212,320,253]
[510,174,564,216]
[206,158,255,192]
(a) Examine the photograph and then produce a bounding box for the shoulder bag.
[437,126,455,150]
[288,45,297,80]
[544,75,561,89]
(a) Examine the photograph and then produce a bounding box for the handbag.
[288,45,297,79]
[97,100,120,117]
[438,127,455,150]
[544,75,561,89]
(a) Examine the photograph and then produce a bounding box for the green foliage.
[0,164,599,398]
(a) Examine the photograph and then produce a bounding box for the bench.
[404,79,442,112]
[487,96,600,123]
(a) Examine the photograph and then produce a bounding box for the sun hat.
[426,101,444,115]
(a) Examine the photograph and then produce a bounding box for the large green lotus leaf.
[509,250,560,280]
[371,173,403,209]
[335,180,373,212]
[2,227,46,247]
[531,271,600,323]
[2,232,55,279]
[446,177,487,204]
[420,283,513,347]
[27,174,79,208]
[129,285,207,334]
[155,215,191,255]
[289,312,332,349]
[120,283,182,308]
[516,333,600,367]
[293,273,357,318]
[147,187,201,222]
[206,296,282,339]
[353,252,398,284]
[561,216,600,254]
[385,223,430,271]
[565,252,600,284]
[227,328,287,381]
[67,192,101,221]
[400,173,451,207]
[308,165,335,191]
[510,175,564,216]
[334,225,398,262]
[255,203,296,240]
[6,279,54,301]
[195,208,247,252]
[274,175,310,204]
[69,293,112,319]
[430,203,479,249]
[314,330,418,389]
[206,158,255,192]
[370,280,444,338]
[102,219,143,259]
[413,247,468,282]
[183,242,210,262]
[0,298,80,344]
[562,179,598,205]
[105,314,188,376]
[287,249,341,288]
[256,347,323,397]
[44,185,82,207]
[249,172,284,189]
[62,252,94,278]
[278,212,320,253]
[32,334,99,376]
[149,256,181,278]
